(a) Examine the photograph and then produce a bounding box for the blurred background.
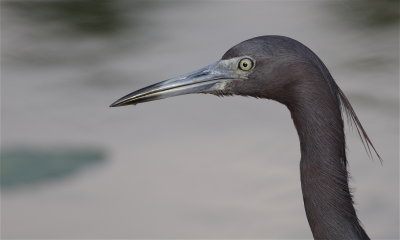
[1,0,399,239]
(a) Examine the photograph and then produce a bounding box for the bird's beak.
[110,58,246,107]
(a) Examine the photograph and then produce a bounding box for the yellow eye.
[238,58,254,71]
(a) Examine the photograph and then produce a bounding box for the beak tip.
[109,100,125,107]
[110,98,139,107]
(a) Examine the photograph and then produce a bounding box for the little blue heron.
[110,36,380,239]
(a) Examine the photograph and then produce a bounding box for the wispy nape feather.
[336,86,382,162]
[310,52,381,162]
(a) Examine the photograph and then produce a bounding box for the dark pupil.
[242,62,248,67]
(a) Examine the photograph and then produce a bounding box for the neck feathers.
[288,71,370,239]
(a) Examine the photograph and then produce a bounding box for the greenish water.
[332,0,399,28]
[2,0,157,38]
[1,148,105,188]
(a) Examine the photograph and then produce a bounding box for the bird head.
[110,36,320,107]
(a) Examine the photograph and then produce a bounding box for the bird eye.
[238,58,254,71]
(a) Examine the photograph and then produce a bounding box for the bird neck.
[288,80,369,239]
